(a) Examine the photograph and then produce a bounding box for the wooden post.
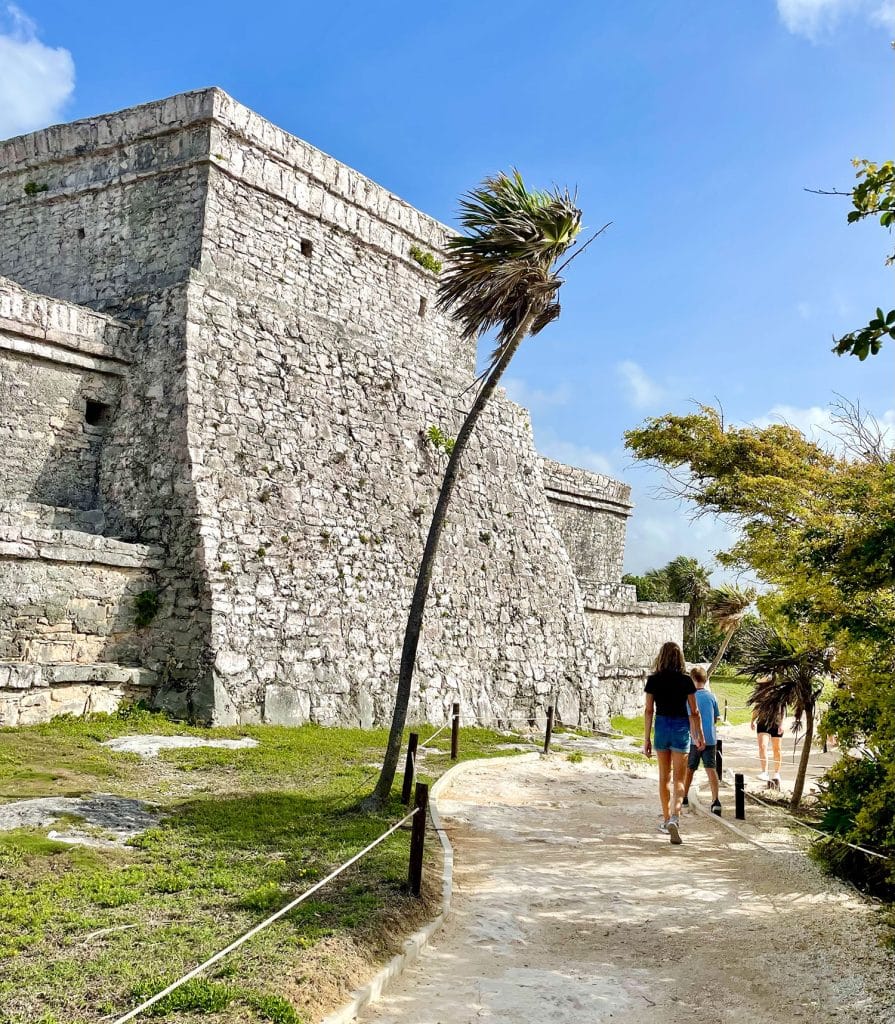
[543,706,554,755]
[716,738,723,780]
[407,782,429,897]
[723,699,729,724]
[401,732,419,805]
[450,703,460,761]
[735,772,745,820]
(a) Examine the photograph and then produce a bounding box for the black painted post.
[401,732,419,805]
[543,706,555,755]
[407,782,429,897]
[735,772,745,820]
[716,738,723,780]
[450,703,460,761]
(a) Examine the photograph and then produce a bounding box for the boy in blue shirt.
[682,667,722,815]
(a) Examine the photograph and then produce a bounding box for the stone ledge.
[0,276,132,362]
[539,457,633,512]
[0,521,164,569]
[0,329,128,376]
[0,662,156,690]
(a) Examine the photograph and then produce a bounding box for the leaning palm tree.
[364,171,597,809]
[704,584,756,679]
[739,623,832,809]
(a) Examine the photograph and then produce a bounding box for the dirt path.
[359,756,894,1023]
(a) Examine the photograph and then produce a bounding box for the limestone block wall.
[0,277,131,510]
[540,459,633,583]
[581,581,688,717]
[186,279,605,728]
[0,93,212,306]
[0,88,688,729]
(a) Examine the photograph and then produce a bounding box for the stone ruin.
[0,89,686,729]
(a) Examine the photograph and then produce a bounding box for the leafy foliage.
[409,244,442,274]
[424,424,456,454]
[22,181,48,196]
[832,159,895,359]
[133,589,161,628]
[626,402,895,861]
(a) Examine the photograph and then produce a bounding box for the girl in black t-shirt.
[643,641,705,845]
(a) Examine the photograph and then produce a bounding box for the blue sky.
[3,0,893,578]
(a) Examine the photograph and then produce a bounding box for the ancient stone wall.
[540,459,633,583]
[579,581,688,717]
[0,88,688,728]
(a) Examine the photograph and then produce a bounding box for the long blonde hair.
[654,641,686,674]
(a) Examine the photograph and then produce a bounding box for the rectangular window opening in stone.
[300,238,313,258]
[418,296,428,317]
[77,227,85,239]
[85,399,111,427]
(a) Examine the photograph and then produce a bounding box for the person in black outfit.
[643,641,705,845]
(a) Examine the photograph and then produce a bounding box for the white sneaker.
[757,771,770,781]
[667,816,682,845]
[657,818,669,834]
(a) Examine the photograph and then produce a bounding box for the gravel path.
[360,756,894,1023]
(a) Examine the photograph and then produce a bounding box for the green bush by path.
[0,711,523,1023]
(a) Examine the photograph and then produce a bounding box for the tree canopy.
[625,402,895,883]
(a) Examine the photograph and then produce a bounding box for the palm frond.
[740,623,831,724]
[436,170,583,367]
[705,584,756,629]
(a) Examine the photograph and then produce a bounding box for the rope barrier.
[740,788,890,862]
[111,808,419,1024]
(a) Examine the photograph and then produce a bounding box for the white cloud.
[0,5,74,139]
[775,0,895,39]
[503,376,571,412]
[753,401,895,451]
[616,360,665,409]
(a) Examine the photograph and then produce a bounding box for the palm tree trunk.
[790,702,814,810]
[363,313,536,810]
[706,623,737,680]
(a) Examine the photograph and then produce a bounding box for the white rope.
[111,808,419,1024]
[740,788,890,861]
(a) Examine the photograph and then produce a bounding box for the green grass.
[0,710,523,1023]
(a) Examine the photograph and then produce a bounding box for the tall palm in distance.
[664,556,712,649]
[704,584,756,679]
[364,171,600,810]
[740,623,832,809]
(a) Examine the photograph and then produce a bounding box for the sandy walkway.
[360,756,894,1023]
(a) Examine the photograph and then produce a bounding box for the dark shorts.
[687,743,717,771]
[757,722,784,738]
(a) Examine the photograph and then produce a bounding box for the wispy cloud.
[503,376,571,412]
[775,0,895,40]
[0,5,74,139]
[754,400,895,451]
[616,360,665,409]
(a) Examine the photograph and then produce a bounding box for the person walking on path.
[751,695,784,786]
[682,666,722,814]
[643,641,705,844]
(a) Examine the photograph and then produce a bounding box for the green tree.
[828,159,895,360]
[625,402,895,878]
[365,172,598,809]
[664,555,711,650]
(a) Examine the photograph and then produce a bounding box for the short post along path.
[359,757,893,1023]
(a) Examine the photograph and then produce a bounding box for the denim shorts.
[654,715,691,753]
